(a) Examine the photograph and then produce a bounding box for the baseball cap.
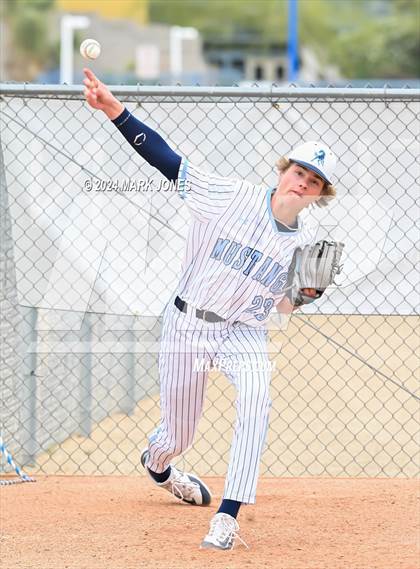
[287,141,337,184]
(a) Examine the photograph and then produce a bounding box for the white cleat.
[140,449,212,506]
[200,513,249,550]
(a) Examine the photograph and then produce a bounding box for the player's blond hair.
[275,157,337,208]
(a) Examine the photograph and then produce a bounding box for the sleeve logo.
[134,133,146,146]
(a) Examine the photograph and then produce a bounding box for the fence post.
[20,305,38,465]
[78,312,92,437]
[119,317,136,415]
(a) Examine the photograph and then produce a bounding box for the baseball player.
[83,68,339,550]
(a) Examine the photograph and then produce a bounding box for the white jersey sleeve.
[177,157,237,221]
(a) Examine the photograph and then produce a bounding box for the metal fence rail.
[1,84,419,478]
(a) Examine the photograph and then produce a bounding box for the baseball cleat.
[140,448,212,506]
[200,513,249,550]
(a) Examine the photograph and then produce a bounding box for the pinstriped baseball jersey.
[176,157,316,327]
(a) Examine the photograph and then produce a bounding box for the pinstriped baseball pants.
[147,298,272,504]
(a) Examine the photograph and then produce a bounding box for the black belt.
[174,296,226,323]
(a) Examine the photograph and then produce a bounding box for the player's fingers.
[302,288,316,297]
[83,68,99,86]
[84,90,98,105]
[83,67,94,79]
[83,78,96,90]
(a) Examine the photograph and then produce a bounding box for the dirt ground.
[1,476,419,569]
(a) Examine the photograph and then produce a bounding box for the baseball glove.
[286,240,344,307]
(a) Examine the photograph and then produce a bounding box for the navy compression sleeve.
[111,107,182,181]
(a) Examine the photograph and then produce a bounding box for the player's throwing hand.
[83,68,123,119]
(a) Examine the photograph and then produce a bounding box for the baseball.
[80,39,101,60]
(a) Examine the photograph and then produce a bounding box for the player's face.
[276,163,325,209]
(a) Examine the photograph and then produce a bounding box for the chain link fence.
[1,85,419,478]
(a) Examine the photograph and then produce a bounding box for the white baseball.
[80,39,101,60]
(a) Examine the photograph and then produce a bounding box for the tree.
[149,0,419,80]
[149,0,288,45]
[2,0,57,81]
[333,0,419,79]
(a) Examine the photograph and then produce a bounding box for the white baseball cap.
[287,141,337,184]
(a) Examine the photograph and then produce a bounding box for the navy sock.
[217,499,242,519]
[147,465,171,483]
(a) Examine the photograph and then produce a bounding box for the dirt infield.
[1,476,418,569]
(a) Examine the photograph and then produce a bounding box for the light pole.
[170,26,199,82]
[60,14,90,84]
[287,0,299,82]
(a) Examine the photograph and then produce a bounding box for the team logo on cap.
[312,149,326,167]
